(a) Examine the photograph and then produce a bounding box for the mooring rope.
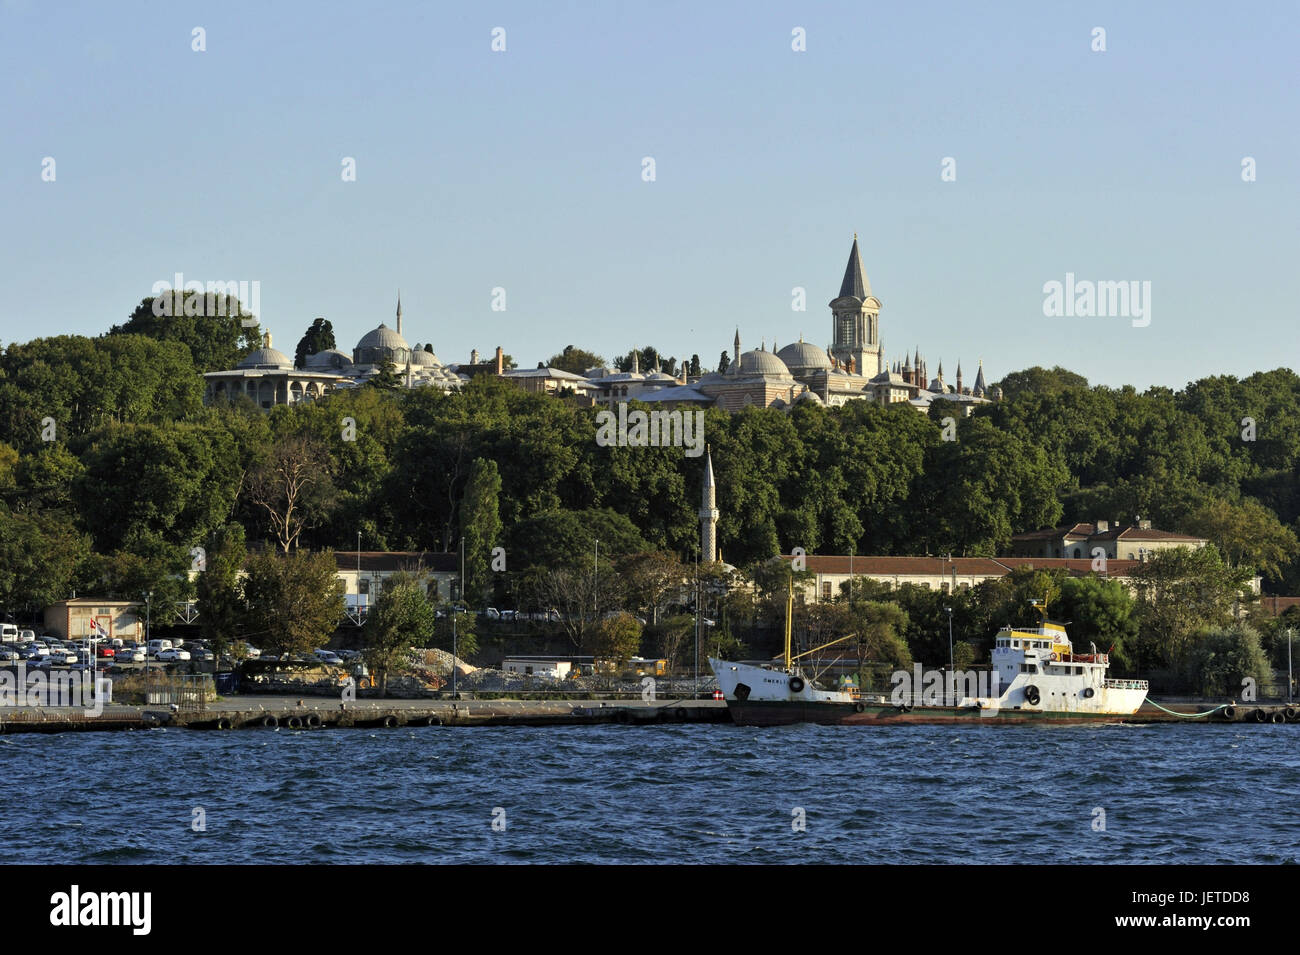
[1145,699,1231,718]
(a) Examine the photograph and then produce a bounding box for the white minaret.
[700,446,719,563]
[396,292,403,337]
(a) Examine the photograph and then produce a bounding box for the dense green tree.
[0,335,203,451]
[994,365,1090,402]
[1182,498,1299,582]
[76,422,241,554]
[1189,624,1272,698]
[460,458,503,604]
[242,549,345,657]
[1131,546,1255,676]
[110,292,261,373]
[363,570,438,694]
[546,345,606,375]
[0,506,87,618]
[195,524,248,659]
[589,612,643,664]
[294,318,336,369]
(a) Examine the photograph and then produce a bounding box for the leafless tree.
[246,435,336,552]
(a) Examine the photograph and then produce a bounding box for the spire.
[734,328,741,357]
[700,445,719,563]
[631,350,640,374]
[838,235,871,300]
[973,359,987,396]
[396,292,402,337]
[263,331,271,348]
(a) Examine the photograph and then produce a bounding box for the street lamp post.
[144,591,153,684]
[1288,628,1293,704]
[451,607,457,698]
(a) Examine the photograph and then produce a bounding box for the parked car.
[336,649,362,662]
[117,649,146,663]
[0,648,18,662]
[483,607,501,620]
[51,650,78,665]
[0,624,18,643]
[189,648,214,662]
[314,649,342,665]
[95,646,116,659]
[155,648,191,662]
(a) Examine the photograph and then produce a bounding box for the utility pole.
[694,551,700,700]
[451,608,457,698]
[945,605,954,705]
[144,591,152,683]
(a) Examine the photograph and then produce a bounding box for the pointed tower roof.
[631,350,640,374]
[838,234,871,300]
[703,445,716,493]
[973,359,987,395]
[396,292,403,337]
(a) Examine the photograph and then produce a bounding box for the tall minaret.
[396,292,403,337]
[700,446,719,563]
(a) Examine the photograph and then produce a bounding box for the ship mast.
[785,567,794,670]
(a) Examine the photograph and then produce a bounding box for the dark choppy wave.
[3,723,1298,864]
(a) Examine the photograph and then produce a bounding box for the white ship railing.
[1103,678,1149,690]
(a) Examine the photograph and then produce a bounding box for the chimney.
[1095,520,1109,533]
[494,346,503,376]
[1138,518,1151,530]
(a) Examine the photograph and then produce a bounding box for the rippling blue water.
[4,723,1298,864]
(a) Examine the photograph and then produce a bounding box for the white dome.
[238,347,293,369]
[777,341,833,373]
[736,349,791,377]
[354,323,411,365]
[306,349,354,370]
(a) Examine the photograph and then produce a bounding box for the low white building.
[502,657,572,679]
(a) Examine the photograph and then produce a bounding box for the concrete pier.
[0,697,731,733]
[0,696,1295,732]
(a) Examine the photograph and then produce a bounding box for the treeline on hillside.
[1,308,1299,638]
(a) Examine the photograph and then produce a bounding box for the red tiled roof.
[334,551,459,573]
[1012,523,1096,541]
[1012,523,1203,543]
[780,555,1142,577]
[1257,596,1300,617]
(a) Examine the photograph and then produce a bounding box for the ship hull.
[726,699,1146,726]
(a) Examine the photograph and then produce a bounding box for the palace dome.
[305,349,355,370]
[736,348,791,378]
[354,323,411,366]
[777,340,833,373]
[238,346,293,370]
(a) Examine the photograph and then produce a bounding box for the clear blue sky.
[2,0,1295,389]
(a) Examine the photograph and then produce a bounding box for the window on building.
[821,582,831,600]
[358,579,369,595]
